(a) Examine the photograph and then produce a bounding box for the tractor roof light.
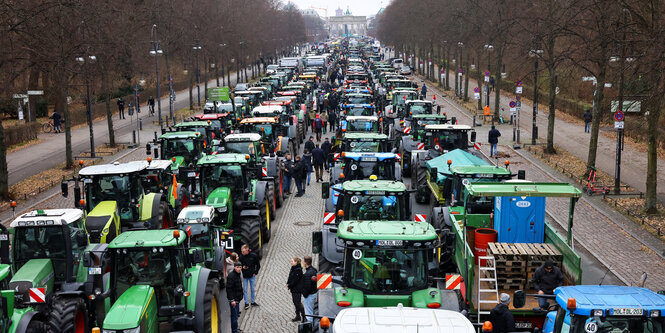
[567,298,577,310]
[339,173,345,179]
[10,201,16,208]
[337,301,351,307]
[320,317,331,329]
[79,199,86,206]
[172,157,176,162]
[78,160,85,166]
[173,230,180,239]
[369,175,378,181]
[482,321,493,333]
[504,160,510,167]
[337,209,344,217]
[427,302,441,308]
[147,157,152,163]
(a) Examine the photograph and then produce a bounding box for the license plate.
[0,235,7,241]
[88,267,102,275]
[187,172,196,177]
[476,174,494,178]
[613,308,643,316]
[376,240,403,246]
[516,322,533,329]
[366,191,385,195]
[362,157,377,162]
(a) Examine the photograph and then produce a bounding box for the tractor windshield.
[113,249,185,304]
[344,141,380,152]
[346,96,372,104]
[14,226,69,281]
[201,165,244,196]
[182,223,211,248]
[342,160,395,181]
[345,247,428,294]
[346,107,373,117]
[408,103,432,115]
[163,138,200,162]
[345,195,402,220]
[427,130,469,151]
[224,141,257,155]
[86,174,141,221]
[346,120,377,132]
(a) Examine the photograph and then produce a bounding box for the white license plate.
[476,174,494,178]
[362,157,377,162]
[366,191,385,195]
[376,240,403,246]
[0,235,7,241]
[613,308,643,316]
[88,267,102,275]
[516,322,533,329]
[187,172,196,177]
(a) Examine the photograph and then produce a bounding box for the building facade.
[326,7,367,37]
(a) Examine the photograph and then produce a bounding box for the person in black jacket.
[312,144,326,182]
[301,256,318,323]
[287,257,306,322]
[321,138,332,170]
[488,125,501,157]
[239,244,260,309]
[293,155,305,197]
[489,293,515,333]
[304,136,315,154]
[532,260,564,310]
[226,262,244,333]
[584,109,592,133]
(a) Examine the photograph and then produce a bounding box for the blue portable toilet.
[494,196,546,243]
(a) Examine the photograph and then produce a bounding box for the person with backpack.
[421,84,427,99]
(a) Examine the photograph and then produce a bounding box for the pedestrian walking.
[303,149,313,186]
[239,244,261,309]
[49,111,62,133]
[321,110,329,134]
[301,256,318,323]
[286,257,306,322]
[148,96,155,116]
[304,136,315,154]
[226,262,244,333]
[488,125,501,157]
[117,98,125,119]
[489,293,516,333]
[313,114,324,142]
[532,260,563,311]
[293,155,306,197]
[421,84,427,99]
[225,252,239,277]
[312,144,325,182]
[490,76,496,92]
[281,154,293,196]
[321,138,332,170]
[584,109,592,133]
[328,110,337,132]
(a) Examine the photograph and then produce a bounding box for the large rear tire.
[276,174,284,208]
[414,161,430,204]
[318,256,336,274]
[156,200,174,229]
[203,278,222,333]
[239,216,263,259]
[264,184,274,243]
[48,297,88,333]
[26,320,45,333]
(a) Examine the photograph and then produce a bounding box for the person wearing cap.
[532,260,564,311]
[489,293,515,333]
[227,261,244,333]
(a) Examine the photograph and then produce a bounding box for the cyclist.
[148,96,155,116]
[49,111,62,133]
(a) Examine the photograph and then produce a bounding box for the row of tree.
[0,0,309,199]
[376,0,664,213]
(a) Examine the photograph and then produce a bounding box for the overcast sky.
[287,0,387,17]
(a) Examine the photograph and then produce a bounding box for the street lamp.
[150,24,164,128]
[484,44,493,107]
[193,40,202,107]
[456,42,464,98]
[76,54,97,158]
[529,49,544,145]
[219,43,227,86]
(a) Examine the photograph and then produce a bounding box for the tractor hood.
[104,285,155,330]
[335,287,443,308]
[205,187,231,209]
[86,201,117,243]
[9,259,54,304]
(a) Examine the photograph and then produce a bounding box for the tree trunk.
[189,69,194,110]
[645,95,662,214]
[585,66,607,174]
[28,66,40,122]
[454,48,459,97]
[545,36,557,154]
[477,50,483,110]
[102,71,115,147]
[493,45,504,121]
[464,53,470,102]
[0,116,8,199]
[56,69,73,169]
[438,46,442,87]
[445,45,450,90]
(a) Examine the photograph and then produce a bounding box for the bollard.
[132,131,136,144]
[472,115,476,127]
[139,118,143,130]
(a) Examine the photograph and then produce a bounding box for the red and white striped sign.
[445,274,462,290]
[414,214,427,222]
[416,143,425,150]
[29,288,46,303]
[317,274,332,289]
[474,142,482,150]
[262,167,268,177]
[323,212,335,225]
[395,154,401,160]
[403,127,411,134]
[333,153,340,161]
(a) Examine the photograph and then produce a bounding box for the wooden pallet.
[498,283,524,290]
[487,243,528,261]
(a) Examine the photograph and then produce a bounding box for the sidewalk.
[7,73,242,187]
[417,63,665,204]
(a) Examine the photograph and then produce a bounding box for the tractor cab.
[193,113,235,136]
[387,89,419,118]
[218,133,263,160]
[423,124,476,154]
[276,90,305,106]
[322,179,411,224]
[173,120,217,147]
[405,100,436,116]
[407,114,449,140]
[340,103,376,117]
[234,96,252,117]
[330,153,401,184]
[153,131,206,172]
[332,133,392,154]
[341,116,379,133]
[176,205,227,276]
[248,86,271,100]
[342,93,373,105]
[234,90,263,108]
[251,105,289,123]
[203,101,234,114]
[238,117,295,157]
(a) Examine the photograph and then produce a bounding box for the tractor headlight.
[592,309,603,317]
[217,207,228,213]
[102,228,109,235]
[123,328,141,333]
[651,310,660,317]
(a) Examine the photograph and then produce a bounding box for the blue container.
[494,196,546,243]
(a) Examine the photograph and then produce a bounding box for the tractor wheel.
[239,216,263,259]
[175,186,190,216]
[203,278,222,333]
[414,162,430,204]
[48,297,87,333]
[318,256,336,274]
[276,175,284,208]
[26,320,45,333]
[266,182,276,222]
[156,200,173,229]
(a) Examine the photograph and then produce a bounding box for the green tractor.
[5,209,103,332]
[195,154,276,257]
[311,220,463,326]
[330,133,393,158]
[173,120,219,147]
[89,229,222,332]
[0,264,12,333]
[141,158,191,218]
[176,205,228,278]
[66,161,173,242]
[147,131,206,199]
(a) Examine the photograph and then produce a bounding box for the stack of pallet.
[487,243,563,290]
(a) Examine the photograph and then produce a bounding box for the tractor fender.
[14,310,45,333]
[394,164,402,182]
[240,209,261,218]
[321,224,344,265]
[276,136,289,155]
[265,158,279,178]
[400,136,414,151]
[254,181,268,207]
[288,121,298,141]
[431,207,452,229]
[147,192,164,227]
[140,192,160,222]
[194,267,212,333]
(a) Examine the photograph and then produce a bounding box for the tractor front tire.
[26,320,45,333]
[48,297,87,333]
[203,278,222,333]
[239,216,263,259]
[155,200,173,229]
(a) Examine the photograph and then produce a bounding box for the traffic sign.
[516,95,521,101]
[474,93,480,100]
[27,90,44,95]
[515,87,523,94]
[12,94,28,99]
[516,80,522,87]
[509,101,516,108]
[614,121,624,129]
[614,110,624,121]
[474,87,480,93]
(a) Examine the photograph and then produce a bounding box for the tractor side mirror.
[437,105,441,114]
[321,182,330,199]
[189,249,205,264]
[61,181,69,198]
[76,231,88,248]
[154,147,159,159]
[470,131,477,142]
[518,170,526,180]
[146,143,151,155]
[312,231,322,254]
[442,178,453,202]
[513,290,526,308]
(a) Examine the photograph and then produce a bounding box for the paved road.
[7,70,247,187]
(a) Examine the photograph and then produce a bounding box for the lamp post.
[529,49,544,145]
[150,24,164,129]
[219,43,227,86]
[76,54,97,158]
[193,40,202,107]
[484,44,493,107]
